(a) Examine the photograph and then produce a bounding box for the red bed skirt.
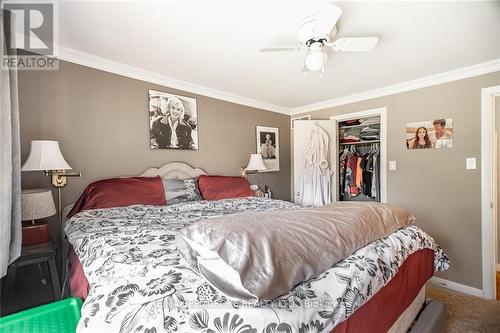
[68,247,90,300]
[332,248,434,333]
[69,248,434,333]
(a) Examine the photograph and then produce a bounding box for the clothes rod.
[340,140,380,146]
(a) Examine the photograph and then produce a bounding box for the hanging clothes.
[299,124,332,206]
[338,143,380,201]
[373,151,381,201]
[360,153,373,196]
[338,147,361,198]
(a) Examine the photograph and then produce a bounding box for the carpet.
[426,283,500,332]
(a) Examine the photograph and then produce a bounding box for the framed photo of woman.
[256,126,279,172]
[149,90,199,150]
[406,118,453,150]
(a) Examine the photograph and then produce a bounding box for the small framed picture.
[149,89,198,150]
[256,126,279,172]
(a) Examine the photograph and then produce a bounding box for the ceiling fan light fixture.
[260,4,377,74]
[305,50,327,72]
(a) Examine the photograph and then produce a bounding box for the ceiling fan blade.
[260,46,304,52]
[314,4,342,37]
[328,37,378,52]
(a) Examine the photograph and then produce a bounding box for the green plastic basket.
[0,297,82,333]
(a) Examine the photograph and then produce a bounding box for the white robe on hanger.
[299,124,332,206]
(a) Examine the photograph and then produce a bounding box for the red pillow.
[67,176,166,218]
[198,175,254,200]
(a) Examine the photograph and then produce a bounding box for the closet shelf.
[339,123,380,130]
[340,140,380,146]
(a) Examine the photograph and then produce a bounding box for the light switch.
[466,158,476,170]
[389,160,397,171]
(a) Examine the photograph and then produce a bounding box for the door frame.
[481,85,500,299]
[330,107,387,203]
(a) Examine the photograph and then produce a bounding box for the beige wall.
[294,71,500,289]
[18,60,291,239]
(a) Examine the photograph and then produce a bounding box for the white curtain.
[0,10,21,277]
[299,124,332,206]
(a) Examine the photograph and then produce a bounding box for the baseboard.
[429,277,484,298]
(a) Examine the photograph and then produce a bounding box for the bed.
[64,162,449,333]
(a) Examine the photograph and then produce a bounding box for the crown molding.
[13,32,290,115]
[290,58,500,115]
[56,46,291,115]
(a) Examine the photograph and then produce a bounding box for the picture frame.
[406,118,453,150]
[149,89,199,150]
[256,126,279,172]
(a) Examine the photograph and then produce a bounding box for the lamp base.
[22,220,49,246]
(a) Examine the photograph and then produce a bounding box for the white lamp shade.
[21,140,72,171]
[246,154,267,171]
[21,189,56,221]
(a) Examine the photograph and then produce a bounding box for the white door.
[293,120,336,204]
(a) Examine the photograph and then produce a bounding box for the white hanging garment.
[299,124,332,206]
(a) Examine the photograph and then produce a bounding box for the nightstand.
[3,238,61,311]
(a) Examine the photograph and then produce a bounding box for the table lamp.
[240,153,267,178]
[21,189,56,246]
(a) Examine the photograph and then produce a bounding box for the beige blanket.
[176,201,415,302]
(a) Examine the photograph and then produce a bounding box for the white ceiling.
[56,1,500,113]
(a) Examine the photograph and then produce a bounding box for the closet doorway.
[331,108,387,203]
[292,107,387,205]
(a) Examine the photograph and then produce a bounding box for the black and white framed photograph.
[256,126,279,172]
[149,89,198,150]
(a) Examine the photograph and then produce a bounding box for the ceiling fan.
[260,4,378,73]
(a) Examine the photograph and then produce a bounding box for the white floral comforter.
[65,197,449,333]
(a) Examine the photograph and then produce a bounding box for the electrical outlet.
[389,160,397,171]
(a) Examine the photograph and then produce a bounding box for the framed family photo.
[256,126,279,172]
[406,118,453,150]
[149,90,199,150]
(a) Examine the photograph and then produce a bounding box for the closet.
[338,116,381,202]
[293,108,386,205]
